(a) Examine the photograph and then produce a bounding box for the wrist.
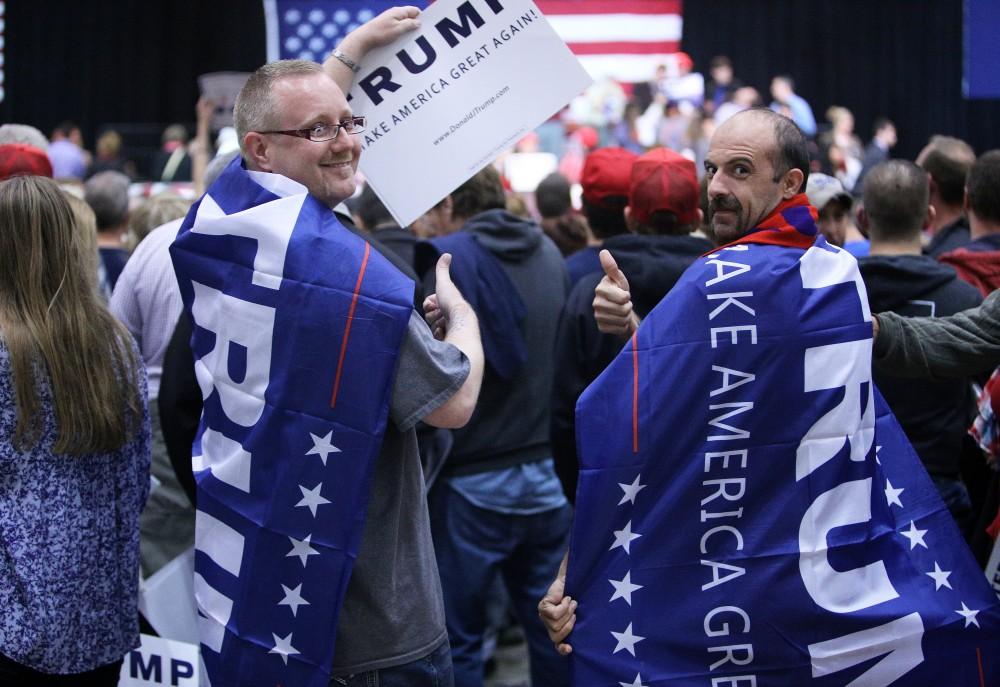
[445,302,476,327]
[336,33,369,63]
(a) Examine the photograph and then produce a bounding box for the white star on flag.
[618,474,646,505]
[610,520,642,554]
[884,479,904,508]
[620,674,648,687]
[900,520,928,550]
[956,602,980,628]
[295,482,331,517]
[611,622,645,656]
[609,571,643,605]
[278,583,310,617]
[875,444,882,465]
[926,562,953,591]
[306,430,340,465]
[286,534,319,566]
[269,632,300,665]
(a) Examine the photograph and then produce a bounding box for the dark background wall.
[4,0,998,165]
[682,0,1000,160]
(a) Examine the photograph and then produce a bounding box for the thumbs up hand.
[593,250,640,337]
[423,253,473,340]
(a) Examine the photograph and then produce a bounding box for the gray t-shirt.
[332,311,469,674]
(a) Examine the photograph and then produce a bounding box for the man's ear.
[783,168,805,199]
[926,203,937,230]
[243,132,272,172]
[858,206,870,232]
[624,206,638,233]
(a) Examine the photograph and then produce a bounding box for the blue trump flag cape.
[567,195,1000,686]
[169,158,413,687]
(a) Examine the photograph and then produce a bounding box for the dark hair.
[967,150,1000,225]
[53,121,78,138]
[872,117,894,136]
[740,108,809,192]
[635,210,695,236]
[356,183,394,230]
[862,160,929,240]
[710,55,732,70]
[918,136,975,207]
[535,172,572,219]
[450,166,506,221]
[581,197,628,240]
[772,75,794,90]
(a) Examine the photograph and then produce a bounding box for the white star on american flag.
[609,571,643,605]
[956,602,980,628]
[295,482,331,517]
[899,520,928,550]
[278,583,310,617]
[884,479,904,508]
[269,632,300,665]
[610,520,641,554]
[306,430,340,465]
[286,534,319,566]
[926,562,953,591]
[611,622,645,656]
[617,474,646,505]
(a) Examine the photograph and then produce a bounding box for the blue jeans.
[331,641,453,687]
[429,483,572,687]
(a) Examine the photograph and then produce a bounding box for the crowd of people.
[1,6,999,687]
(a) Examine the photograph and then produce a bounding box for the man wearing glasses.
[181,8,485,686]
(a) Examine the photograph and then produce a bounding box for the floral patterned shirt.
[0,342,150,673]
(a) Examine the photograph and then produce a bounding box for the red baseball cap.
[0,144,53,180]
[581,147,638,209]
[628,148,699,227]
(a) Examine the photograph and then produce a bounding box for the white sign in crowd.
[348,0,592,226]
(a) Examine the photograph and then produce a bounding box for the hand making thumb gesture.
[593,249,640,337]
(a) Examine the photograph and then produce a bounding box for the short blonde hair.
[234,60,326,154]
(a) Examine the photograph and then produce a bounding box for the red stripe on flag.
[631,331,639,454]
[566,40,681,55]
[978,647,985,687]
[537,0,682,15]
[330,241,371,409]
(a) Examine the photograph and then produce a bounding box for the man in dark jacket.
[940,150,1000,297]
[551,148,712,500]
[858,160,982,528]
[564,147,636,286]
[417,166,571,687]
[917,135,976,257]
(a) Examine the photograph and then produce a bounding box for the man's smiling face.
[258,72,362,208]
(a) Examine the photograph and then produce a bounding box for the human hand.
[195,96,215,126]
[340,6,421,56]
[593,249,639,337]
[422,253,471,340]
[538,558,576,655]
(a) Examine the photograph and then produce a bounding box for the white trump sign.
[348,0,592,227]
[119,634,200,687]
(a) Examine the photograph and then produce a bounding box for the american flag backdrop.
[265,0,683,83]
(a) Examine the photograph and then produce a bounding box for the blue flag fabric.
[266,0,430,63]
[567,210,1000,685]
[170,158,413,687]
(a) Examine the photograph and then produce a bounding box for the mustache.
[709,195,742,216]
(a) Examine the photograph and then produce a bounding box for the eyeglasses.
[259,116,367,142]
